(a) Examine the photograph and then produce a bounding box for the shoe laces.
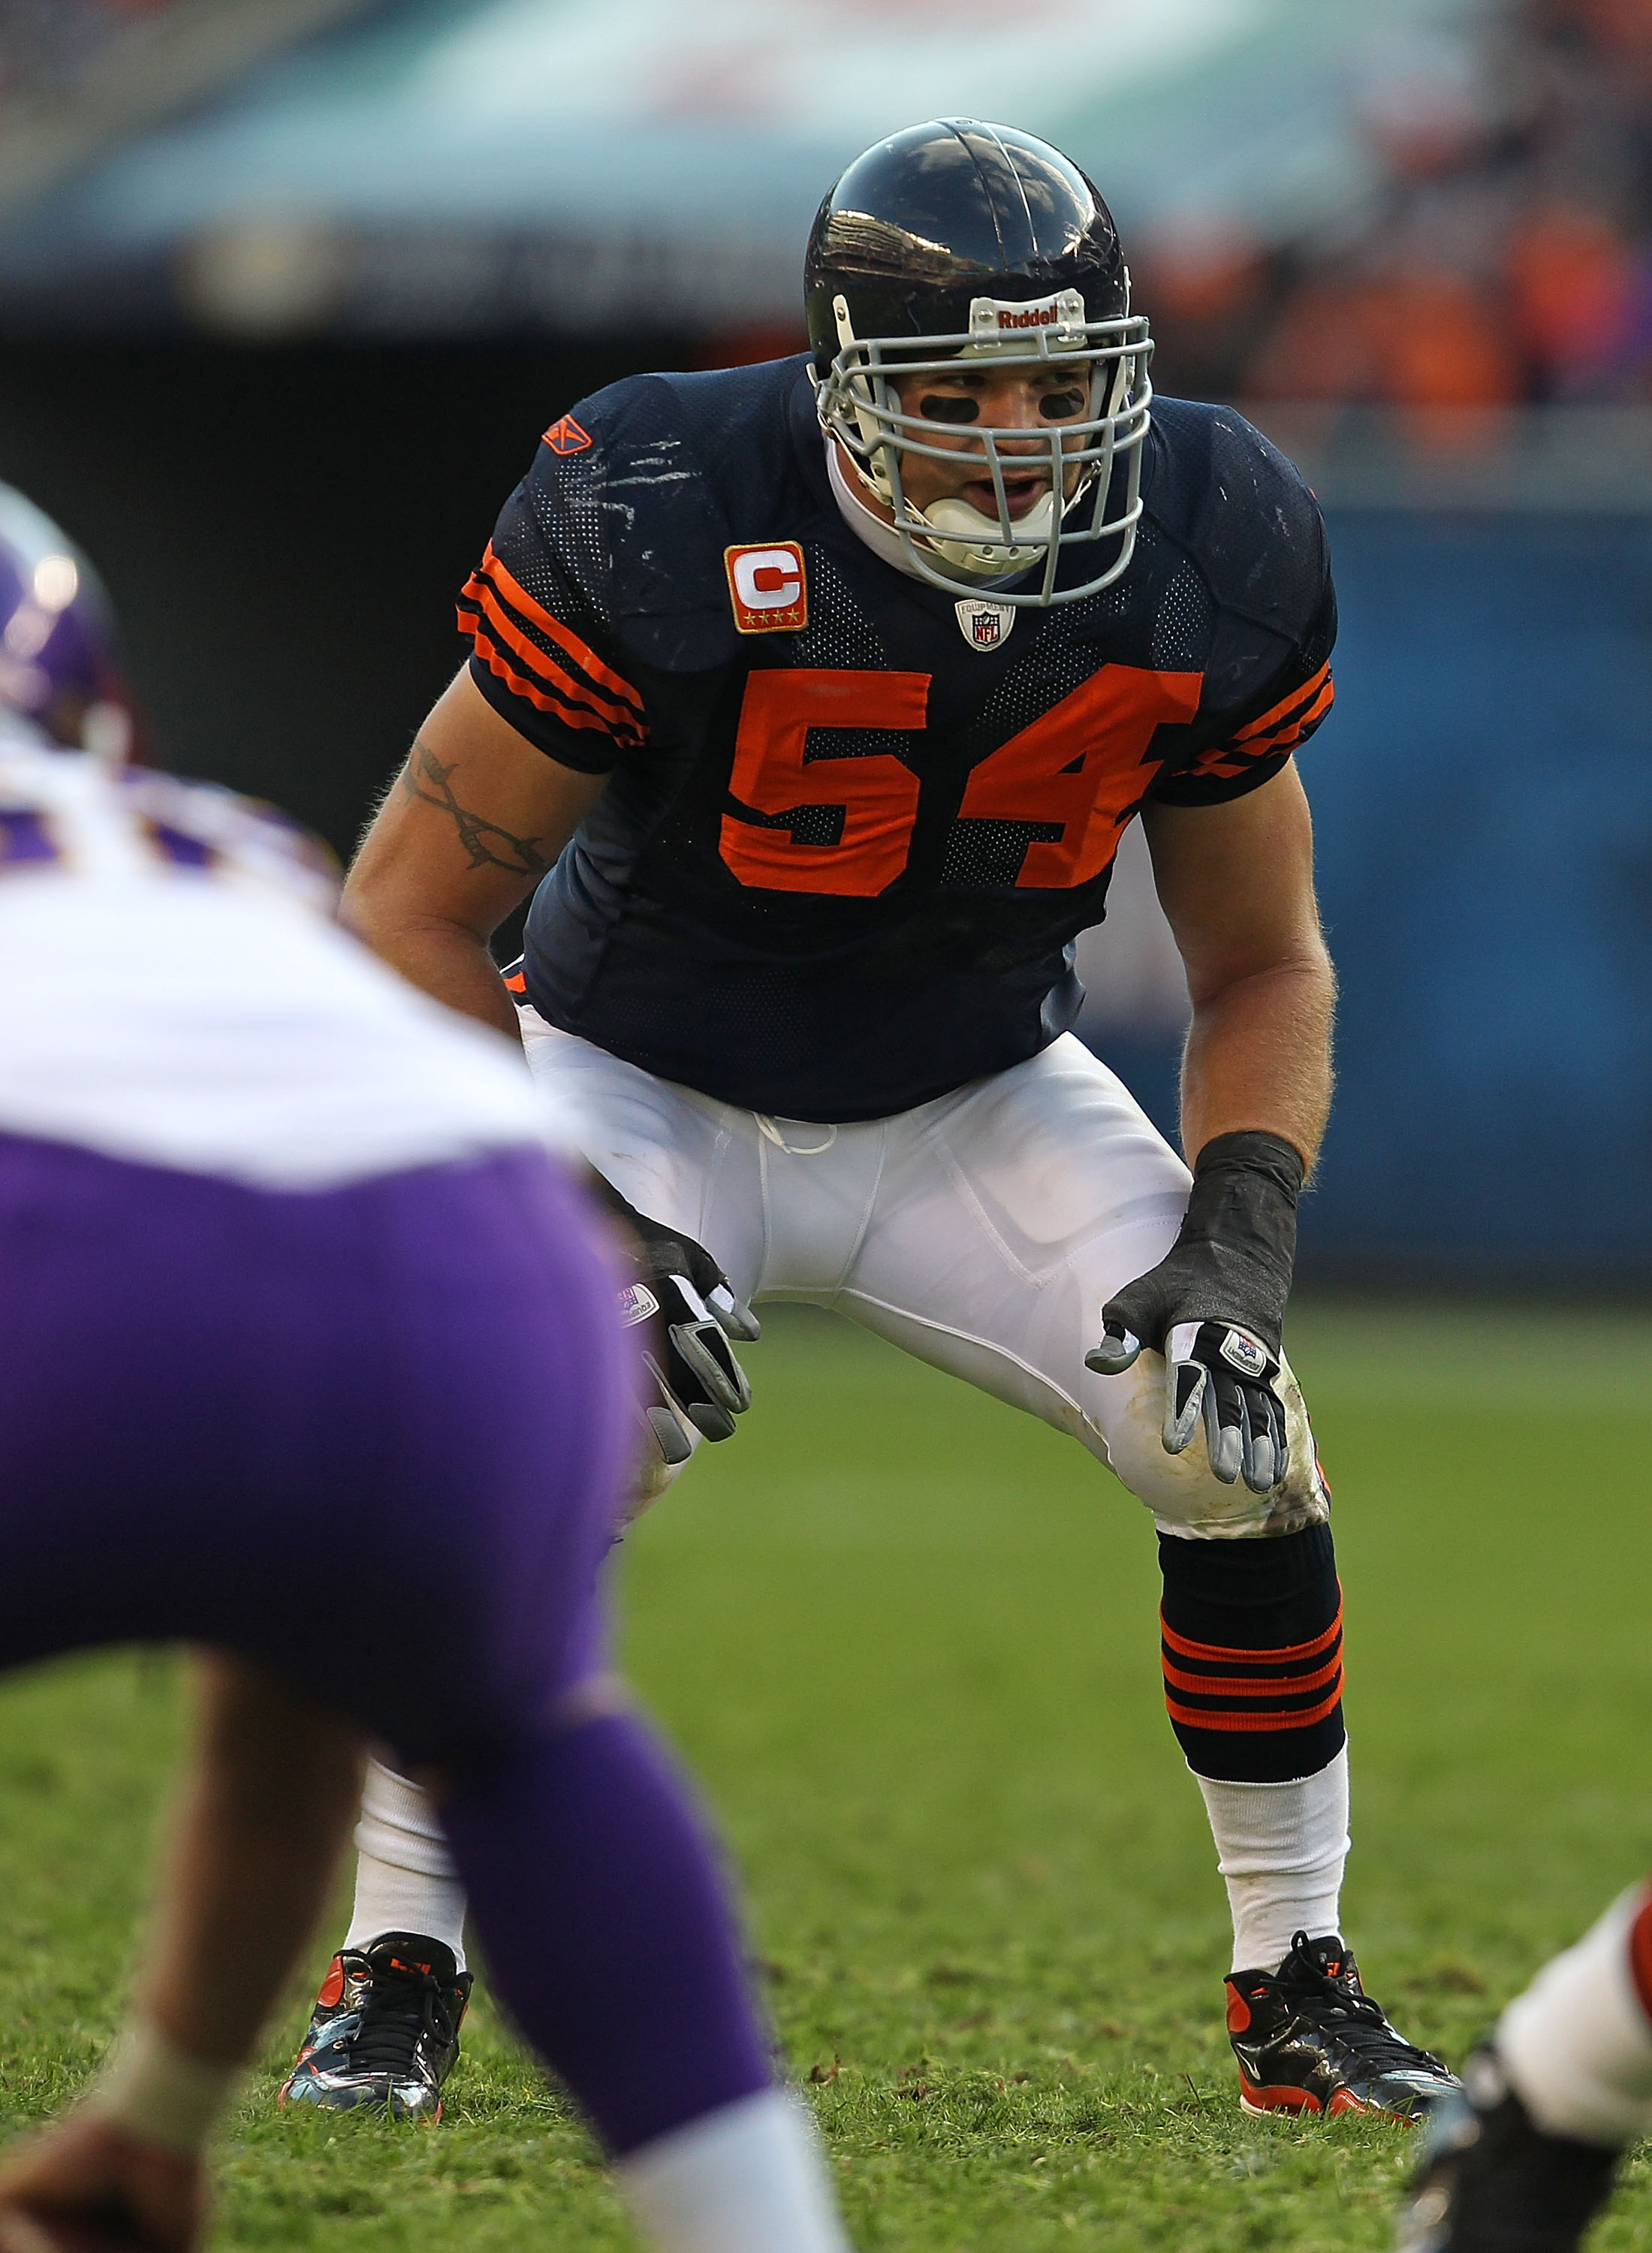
[1282,1932,1448,2077]
[345,1958,459,2080]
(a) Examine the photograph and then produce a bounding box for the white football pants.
[526,1012,1327,1541]
[340,1022,1338,1995]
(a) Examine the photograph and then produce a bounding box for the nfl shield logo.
[955,598,1014,651]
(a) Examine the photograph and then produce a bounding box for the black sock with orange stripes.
[1156,1523,1345,1783]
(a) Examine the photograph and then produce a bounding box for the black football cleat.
[1395,2047,1621,2251]
[1226,1929,1461,2120]
[279,1932,472,2121]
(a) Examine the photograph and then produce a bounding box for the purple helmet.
[0,484,132,755]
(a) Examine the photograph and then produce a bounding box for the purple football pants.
[0,1130,771,2152]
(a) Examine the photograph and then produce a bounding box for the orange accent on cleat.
[1238,2070,1406,2122]
[1240,2073,1324,2116]
[315,1957,345,2009]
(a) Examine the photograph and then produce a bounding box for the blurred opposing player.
[295,118,1455,2125]
[1395,1893,1652,2250]
[0,492,849,2253]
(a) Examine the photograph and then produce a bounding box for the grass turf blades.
[0,1301,1647,2247]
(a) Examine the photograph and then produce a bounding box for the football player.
[287,119,1456,2127]
[1397,1883,1652,2250]
[0,491,850,2253]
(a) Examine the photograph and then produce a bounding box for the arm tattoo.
[400,737,551,878]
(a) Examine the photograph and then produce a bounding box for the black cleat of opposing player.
[1395,2048,1621,2253]
[1227,1931,1461,2120]
[279,1932,472,2122]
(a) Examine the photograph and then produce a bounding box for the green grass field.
[1,1300,1648,2248]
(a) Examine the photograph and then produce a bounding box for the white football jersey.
[0,725,559,1188]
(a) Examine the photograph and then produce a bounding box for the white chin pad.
[920,490,1055,574]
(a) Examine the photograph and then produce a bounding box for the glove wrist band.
[1190,1128,1305,1202]
[1177,1130,1304,1359]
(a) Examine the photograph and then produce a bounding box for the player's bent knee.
[1096,1352,1328,1539]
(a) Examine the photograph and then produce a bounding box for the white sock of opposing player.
[1497,1885,1652,2147]
[617,2089,851,2253]
[1195,1746,1350,1973]
[342,1758,469,1971]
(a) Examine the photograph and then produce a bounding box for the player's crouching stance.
[294,119,1455,2129]
[0,496,850,2253]
[1396,1884,1652,2251]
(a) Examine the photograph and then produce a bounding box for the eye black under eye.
[1039,389,1085,420]
[918,395,979,424]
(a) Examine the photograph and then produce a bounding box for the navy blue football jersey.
[460,357,1335,1120]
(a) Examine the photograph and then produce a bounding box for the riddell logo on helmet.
[725,542,808,634]
[974,290,1073,334]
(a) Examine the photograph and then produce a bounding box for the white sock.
[617,2089,852,2253]
[1195,1745,1350,1972]
[342,1758,469,1971]
[1498,1885,1652,2148]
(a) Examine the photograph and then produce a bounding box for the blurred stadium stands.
[0,0,1479,342]
[0,0,1646,1289]
[0,2,384,228]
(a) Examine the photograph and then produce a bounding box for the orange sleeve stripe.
[1186,674,1334,780]
[477,547,643,716]
[460,576,641,737]
[1164,1684,1346,1733]
[1191,747,1280,780]
[1173,664,1336,786]
[1231,659,1333,745]
[1162,1651,1344,1699]
[1260,675,1335,749]
[466,625,622,737]
[1161,1602,1343,1666]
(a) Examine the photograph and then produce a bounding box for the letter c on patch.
[733,548,802,609]
[725,540,809,633]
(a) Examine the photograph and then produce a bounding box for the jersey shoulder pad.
[538,357,810,672]
[1143,396,1329,644]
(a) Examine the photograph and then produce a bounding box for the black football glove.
[1084,1130,1304,1494]
[591,1176,759,1468]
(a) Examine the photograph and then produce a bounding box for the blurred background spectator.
[1146,0,1652,424]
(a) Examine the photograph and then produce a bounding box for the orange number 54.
[719,663,1201,896]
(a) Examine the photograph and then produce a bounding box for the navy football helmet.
[806,119,1152,605]
[0,484,131,754]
